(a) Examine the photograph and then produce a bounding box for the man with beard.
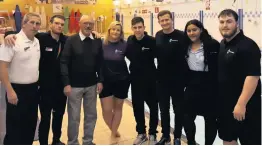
[4,15,68,145]
[217,9,261,145]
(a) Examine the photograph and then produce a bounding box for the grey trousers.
[67,85,97,145]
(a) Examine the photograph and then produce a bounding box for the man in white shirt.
[0,12,41,145]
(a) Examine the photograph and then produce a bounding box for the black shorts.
[217,112,261,145]
[99,79,130,99]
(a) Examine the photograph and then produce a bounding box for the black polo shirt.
[37,32,68,90]
[218,30,261,113]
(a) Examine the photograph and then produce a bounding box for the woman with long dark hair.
[183,19,220,145]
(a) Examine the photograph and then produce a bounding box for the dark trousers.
[183,70,218,144]
[131,79,158,135]
[157,81,184,139]
[4,83,39,145]
[184,114,217,145]
[38,87,67,145]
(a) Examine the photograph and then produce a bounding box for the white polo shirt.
[0,30,40,84]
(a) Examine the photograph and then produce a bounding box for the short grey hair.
[22,12,41,24]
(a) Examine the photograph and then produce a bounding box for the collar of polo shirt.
[79,30,94,41]
[18,30,38,45]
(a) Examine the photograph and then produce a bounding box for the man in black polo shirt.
[155,10,187,145]
[37,15,67,145]
[217,9,261,145]
[60,15,103,145]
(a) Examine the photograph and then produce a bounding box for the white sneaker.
[133,134,148,145]
[148,135,157,145]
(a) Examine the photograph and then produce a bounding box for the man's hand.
[64,85,72,97]
[233,103,246,121]
[92,31,102,39]
[97,83,103,94]
[7,89,18,105]
[4,34,16,47]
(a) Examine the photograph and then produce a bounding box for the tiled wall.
[120,0,261,47]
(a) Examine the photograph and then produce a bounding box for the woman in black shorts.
[99,21,130,140]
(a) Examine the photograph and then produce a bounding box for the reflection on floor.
[33,99,186,145]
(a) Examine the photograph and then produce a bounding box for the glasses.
[82,22,94,26]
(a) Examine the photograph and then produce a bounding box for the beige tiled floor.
[33,99,185,145]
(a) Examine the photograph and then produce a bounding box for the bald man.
[60,15,103,145]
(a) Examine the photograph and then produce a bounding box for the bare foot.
[115,131,121,137]
[110,138,118,145]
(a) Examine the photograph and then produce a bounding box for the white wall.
[119,0,262,47]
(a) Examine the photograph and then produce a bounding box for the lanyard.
[57,42,61,58]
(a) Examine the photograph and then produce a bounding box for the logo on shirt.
[227,49,235,54]
[45,47,53,52]
[142,47,150,51]
[210,52,218,54]
[169,39,178,43]
[24,46,30,51]
[115,49,123,54]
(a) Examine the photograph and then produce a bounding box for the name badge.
[45,47,53,51]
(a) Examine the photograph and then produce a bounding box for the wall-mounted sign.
[50,0,96,4]
[205,0,210,10]
[53,4,63,13]
[155,7,159,13]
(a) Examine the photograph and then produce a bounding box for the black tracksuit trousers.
[38,87,67,145]
[157,81,184,139]
[131,79,159,135]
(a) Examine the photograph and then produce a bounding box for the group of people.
[0,8,261,145]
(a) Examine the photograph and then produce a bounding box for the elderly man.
[60,15,103,145]
[0,12,41,145]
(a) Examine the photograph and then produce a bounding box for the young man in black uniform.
[217,9,261,145]
[126,17,159,145]
[4,15,68,145]
[155,10,187,145]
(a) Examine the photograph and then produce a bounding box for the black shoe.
[51,140,65,145]
[156,136,171,145]
[173,138,181,145]
[187,140,196,145]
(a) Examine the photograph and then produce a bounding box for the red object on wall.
[155,7,159,13]
[69,9,75,33]
[75,9,81,32]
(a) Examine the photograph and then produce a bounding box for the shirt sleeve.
[240,40,261,76]
[96,39,104,83]
[60,37,72,86]
[0,44,15,62]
